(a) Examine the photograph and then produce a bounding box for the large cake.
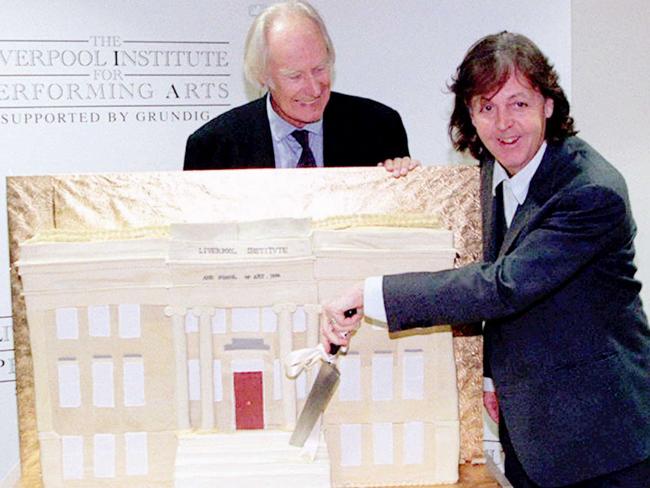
[17,216,460,487]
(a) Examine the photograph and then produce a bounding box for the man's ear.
[469,108,478,128]
[260,72,273,91]
[544,97,554,119]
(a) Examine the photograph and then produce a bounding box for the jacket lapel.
[251,95,276,168]
[498,143,563,257]
[481,160,500,262]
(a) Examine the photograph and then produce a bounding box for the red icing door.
[234,371,264,429]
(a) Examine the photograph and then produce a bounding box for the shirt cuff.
[483,377,495,392]
[363,276,388,325]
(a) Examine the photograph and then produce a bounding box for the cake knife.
[289,308,356,447]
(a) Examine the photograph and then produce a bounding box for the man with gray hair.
[184,0,416,175]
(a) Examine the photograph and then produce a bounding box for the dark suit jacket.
[382,137,650,486]
[183,92,410,170]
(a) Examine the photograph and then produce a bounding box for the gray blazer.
[383,137,650,486]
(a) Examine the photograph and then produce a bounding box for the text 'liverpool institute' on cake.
[18,216,460,487]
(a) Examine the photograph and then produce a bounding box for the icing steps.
[174,430,331,487]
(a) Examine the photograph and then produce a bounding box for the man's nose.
[495,108,513,131]
[304,74,321,96]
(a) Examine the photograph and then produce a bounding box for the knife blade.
[289,308,356,447]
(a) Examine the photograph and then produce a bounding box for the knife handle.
[329,308,357,355]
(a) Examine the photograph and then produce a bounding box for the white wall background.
[2,1,645,484]
[571,0,650,312]
[317,0,572,165]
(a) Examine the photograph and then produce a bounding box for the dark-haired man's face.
[470,73,553,175]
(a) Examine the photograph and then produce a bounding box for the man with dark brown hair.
[322,32,650,487]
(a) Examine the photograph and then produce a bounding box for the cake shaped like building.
[18,216,460,487]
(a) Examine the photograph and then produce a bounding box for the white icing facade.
[18,219,460,487]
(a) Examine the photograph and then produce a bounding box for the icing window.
[231,359,264,372]
[125,432,148,475]
[118,304,141,338]
[212,308,226,334]
[213,359,223,401]
[292,306,306,332]
[57,359,81,408]
[92,357,114,408]
[88,305,110,337]
[402,350,424,400]
[338,354,361,401]
[262,307,277,332]
[296,370,307,399]
[56,307,78,340]
[404,421,424,464]
[273,359,282,400]
[188,359,200,401]
[231,307,260,332]
[185,311,199,333]
[373,423,394,465]
[372,352,393,401]
[93,434,115,478]
[123,356,145,406]
[61,436,83,479]
[339,424,362,466]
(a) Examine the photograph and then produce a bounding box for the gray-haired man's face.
[265,17,331,128]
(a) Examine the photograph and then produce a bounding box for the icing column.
[192,306,216,430]
[164,306,190,430]
[273,303,296,429]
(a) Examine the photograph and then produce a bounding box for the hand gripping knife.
[289,309,356,447]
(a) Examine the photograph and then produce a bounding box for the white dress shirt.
[266,95,324,168]
[492,142,546,227]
